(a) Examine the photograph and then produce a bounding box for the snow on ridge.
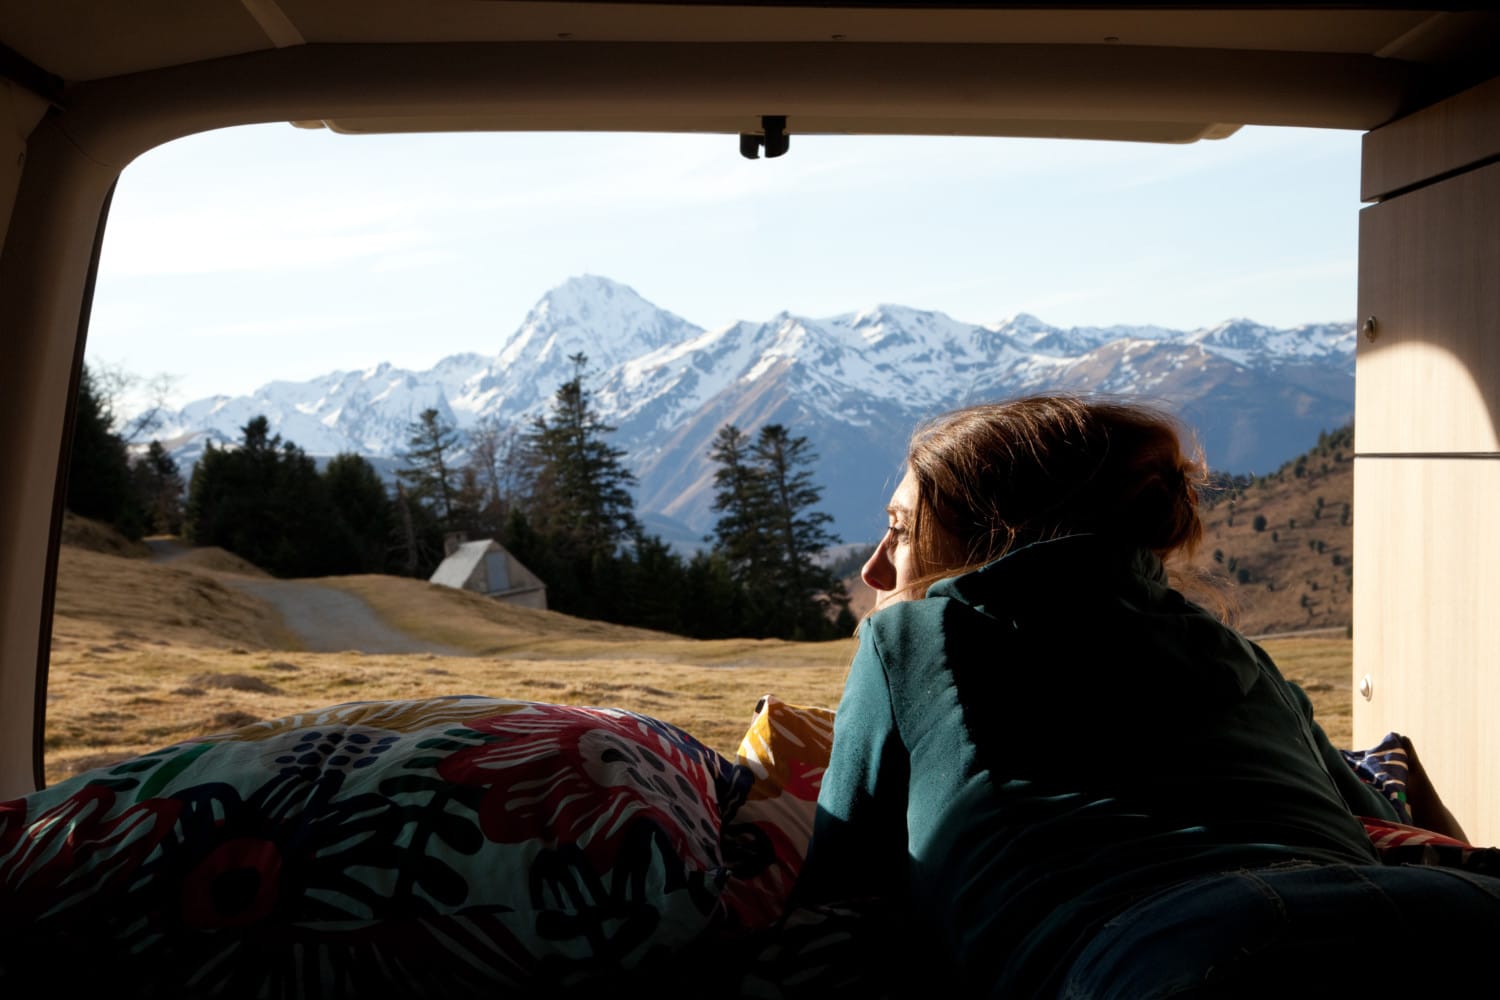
[835,303,981,351]
[995,311,1050,331]
[496,274,704,372]
[151,275,1354,479]
[610,319,773,420]
[1182,317,1355,368]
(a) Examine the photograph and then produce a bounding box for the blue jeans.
[1059,861,1500,998]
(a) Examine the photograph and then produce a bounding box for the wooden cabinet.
[1355,75,1500,844]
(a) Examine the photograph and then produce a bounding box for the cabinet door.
[1357,160,1500,456]
[1354,458,1500,842]
[1355,82,1500,845]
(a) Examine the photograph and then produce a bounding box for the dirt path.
[144,537,192,562]
[224,578,469,656]
[145,539,466,656]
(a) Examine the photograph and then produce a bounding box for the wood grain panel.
[1353,457,1500,846]
[1355,160,1500,454]
[1361,73,1500,202]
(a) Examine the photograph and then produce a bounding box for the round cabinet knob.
[1358,674,1374,701]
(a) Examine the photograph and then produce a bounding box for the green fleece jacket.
[799,534,1396,996]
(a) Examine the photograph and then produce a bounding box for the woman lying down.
[795,393,1500,998]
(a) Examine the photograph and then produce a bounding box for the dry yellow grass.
[42,641,857,784]
[41,534,1354,787]
[60,512,152,559]
[52,547,295,651]
[45,542,857,783]
[158,544,271,576]
[325,573,853,664]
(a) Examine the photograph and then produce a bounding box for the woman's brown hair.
[902,393,1209,591]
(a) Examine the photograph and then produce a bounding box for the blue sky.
[86,122,1364,407]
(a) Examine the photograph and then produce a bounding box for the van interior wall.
[0,84,39,799]
[0,116,120,798]
[0,83,48,268]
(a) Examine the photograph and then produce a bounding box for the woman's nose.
[862,535,895,591]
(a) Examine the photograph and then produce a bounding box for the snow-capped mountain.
[152,275,1355,544]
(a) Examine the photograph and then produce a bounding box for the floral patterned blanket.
[1,694,1491,997]
[0,695,831,996]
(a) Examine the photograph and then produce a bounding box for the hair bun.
[908,394,1206,567]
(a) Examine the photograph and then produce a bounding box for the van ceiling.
[2,4,1499,143]
[0,4,1466,83]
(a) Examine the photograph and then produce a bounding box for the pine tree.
[185,416,284,558]
[232,415,285,568]
[390,479,438,575]
[66,364,146,539]
[130,440,185,535]
[397,407,464,525]
[522,353,639,561]
[184,415,344,577]
[618,529,688,634]
[706,420,850,639]
[709,424,774,581]
[322,452,394,573]
[751,424,850,639]
[707,423,777,633]
[450,465,489,540]
[265,438,341,577]
[679,549,745,639]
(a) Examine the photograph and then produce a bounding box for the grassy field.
[41,532,1356,786]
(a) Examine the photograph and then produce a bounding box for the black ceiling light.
[740,116,789,159]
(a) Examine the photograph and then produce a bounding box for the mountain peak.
[997,311,1050,331]
[1189,319,1276,351]
[530,274,653,327]
[548,272,640,305]
[498,275,703,371]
